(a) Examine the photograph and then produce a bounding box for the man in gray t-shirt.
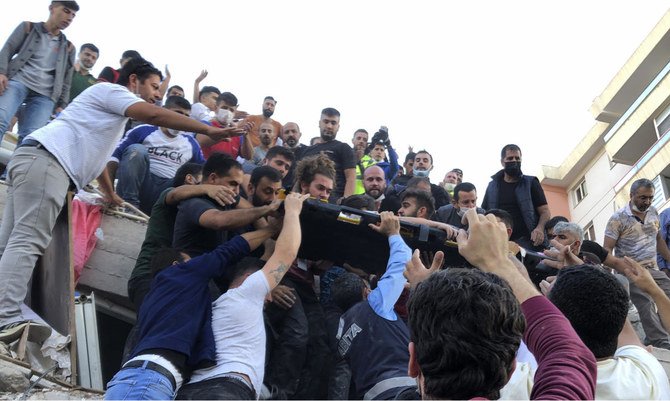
[0,1,78,145]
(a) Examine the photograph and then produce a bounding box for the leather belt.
[122,360,177,389]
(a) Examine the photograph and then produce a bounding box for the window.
[656,101,670,139]
[573,178,588,205]
[652,175,670,210]
[584,222,596,242]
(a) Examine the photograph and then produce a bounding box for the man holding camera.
[354,127,399,194]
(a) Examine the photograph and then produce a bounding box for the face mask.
[217,109,234,125]
[166,128,180,137]
[631,203,648,213]
[457,207,472,217]
[442,182,455,192]
[504,161,522,177]
[413,168,430,178]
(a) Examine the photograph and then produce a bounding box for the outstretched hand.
[368,211,401,237]
[404,249,443,288]
[283,193,309,215]
[622,257,659,295]
[543,239,583,269]
[456,209,509,272]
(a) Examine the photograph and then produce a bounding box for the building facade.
[540,11,670,244]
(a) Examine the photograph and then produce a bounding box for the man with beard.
[299,107,356,202]
[247,166,283,207]
[239,96,283,148]
[252,122,276,165]
[604,178,670,350]
[351,129,369,164]
[69,43,98,101]
[482,144,550,251]
[0,1,79,145]
[409,150,451,209]
[363,165,386,212]
[436,182,485,229]
[281,122,307,187]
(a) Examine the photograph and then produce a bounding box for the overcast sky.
[2,1,669,193]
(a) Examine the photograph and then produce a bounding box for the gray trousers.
[629,268,670,348]
[0,146,70,327]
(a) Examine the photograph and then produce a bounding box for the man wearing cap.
[0,1,79,145]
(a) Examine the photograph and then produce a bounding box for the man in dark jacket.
[482,144,550,251]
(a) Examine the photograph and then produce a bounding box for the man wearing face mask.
[197,92,253,162]
[106,96,207,215]
[482,144,550,252]
[436,182,485,229]
[410,150,451,209]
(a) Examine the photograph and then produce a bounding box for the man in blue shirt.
[104,214,287,400]
[331,212,416,400]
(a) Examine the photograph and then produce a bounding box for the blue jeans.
[0,79,55,144]
[105,364,176,400]
[116,144,172,214]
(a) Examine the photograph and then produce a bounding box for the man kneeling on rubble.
[104,192,307,400]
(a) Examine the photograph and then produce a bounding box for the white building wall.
[568,151,632,244]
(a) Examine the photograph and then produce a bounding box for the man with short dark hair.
[166,85,184,98]
[238,96,283,148]
[409,150,450,209]
[398,188,435,219]
[299,107,356,201]
[172,153,279,260]
[247,166,283,207]
[436,182,485,229]
[407,210,597,399]
[107,194,306,400]
[535,265,670,399]
[197,91,253,161]
[604,178,670,350]
[69,42,98,101]
[242,146,295,192]
[190,82,220,121]
[0,58,244,343]
[176,193,307,400]
[0,0,78,144]
[482,144,550,251]
[391,151,415,186]
[106,96,207,214]
[97,49,141,84]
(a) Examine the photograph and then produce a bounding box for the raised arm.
[262,193,309,288]
[623,256,670,332]
[125,102,248,141]
[457,209,597,400]
[366,212,412,319]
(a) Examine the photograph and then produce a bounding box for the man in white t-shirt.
[106,96,206,214]
[0,58,248,344]
[500,264,670,400]
[176,193,308,400]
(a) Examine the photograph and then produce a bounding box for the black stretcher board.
[297,199,469,276]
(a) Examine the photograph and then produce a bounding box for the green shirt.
[130,188,177,280]
[69,70,97,101]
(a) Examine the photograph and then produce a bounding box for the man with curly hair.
[264,154,335,398]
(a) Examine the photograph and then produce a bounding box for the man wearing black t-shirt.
[172,153,279,257]
[298,107,356,202]
[482,144,550,251]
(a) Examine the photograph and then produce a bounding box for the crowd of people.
[2,1,670,400]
